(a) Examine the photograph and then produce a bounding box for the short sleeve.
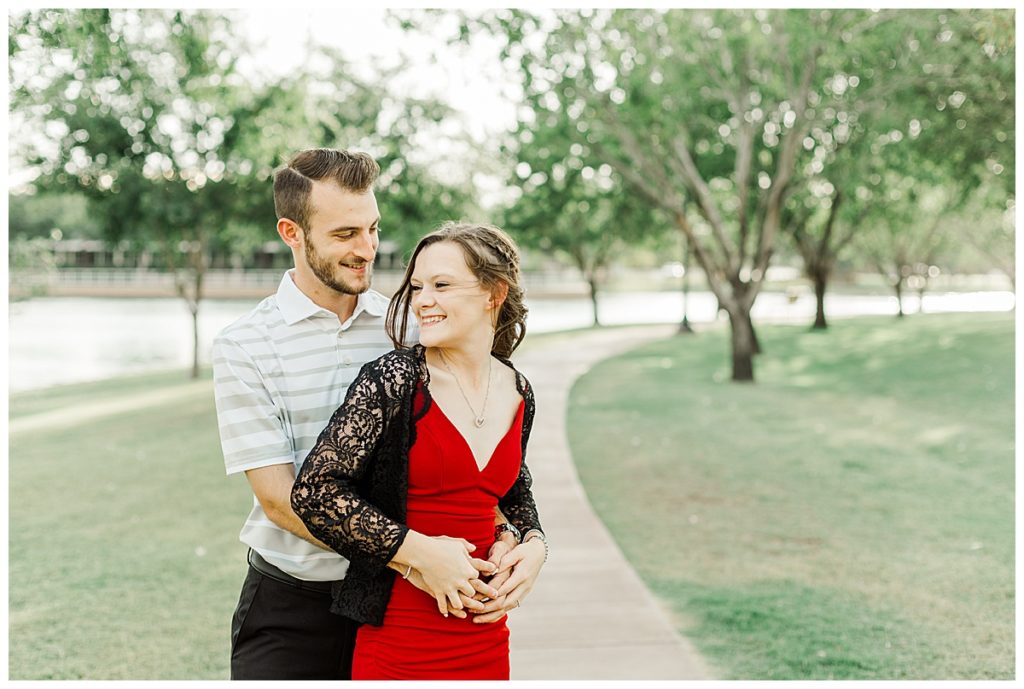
[212,334,293,475]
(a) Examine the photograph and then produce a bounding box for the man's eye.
[371,226,381,234]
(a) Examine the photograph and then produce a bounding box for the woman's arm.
[497,374,544,537]
[291,360,409,566]
[290,357,497,614]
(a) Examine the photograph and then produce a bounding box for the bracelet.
[522,530,549,563]
[402,564,412,580]
[495,521,522,543]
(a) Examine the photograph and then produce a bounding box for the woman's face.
[410,241,495,350]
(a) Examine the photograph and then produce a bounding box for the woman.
[291,221,547,680]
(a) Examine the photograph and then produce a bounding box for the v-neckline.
[430,397,524,473]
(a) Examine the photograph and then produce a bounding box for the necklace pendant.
[474,416,485,428]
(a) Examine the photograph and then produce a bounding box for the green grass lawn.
[567,312,1015,679]
[9,370,251,679]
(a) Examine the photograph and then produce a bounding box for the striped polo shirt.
[212,270,409,581]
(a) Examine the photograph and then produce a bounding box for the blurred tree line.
[9,8,1015,383]
[9,8,474,376]
[415,8,1013,380]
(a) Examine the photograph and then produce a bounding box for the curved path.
[508,324,714,680]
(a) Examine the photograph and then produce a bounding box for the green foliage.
[569,313,1014,678]
[8,192,101,239]
[10,9,280,261]
[9,236,58,299]
[465,8,1013,290]
[782,9,1014,285]
[10,9,473,263]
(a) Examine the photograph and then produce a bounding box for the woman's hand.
[405,534,498,616]
[472,538,546,624]
[402,569,492,619]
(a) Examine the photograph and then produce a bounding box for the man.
[212,148,527,680]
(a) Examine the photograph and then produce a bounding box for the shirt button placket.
[337,329,352,366]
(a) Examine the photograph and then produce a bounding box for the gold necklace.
[438,350,492,427]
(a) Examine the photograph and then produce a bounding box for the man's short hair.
[273,149,380,231]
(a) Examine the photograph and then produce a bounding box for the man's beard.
[304,237,372,296]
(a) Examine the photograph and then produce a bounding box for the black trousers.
[229,555,359,680]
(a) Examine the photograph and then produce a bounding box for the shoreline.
[9,310,1015,397]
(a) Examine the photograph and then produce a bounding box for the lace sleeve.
[291,360,409,568]
[499,372,543,535]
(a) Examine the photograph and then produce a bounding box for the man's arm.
[245,463,332,550]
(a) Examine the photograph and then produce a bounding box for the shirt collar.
[276,270,385,325]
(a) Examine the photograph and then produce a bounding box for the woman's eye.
[435,282,449,289]
[410,285,422,292]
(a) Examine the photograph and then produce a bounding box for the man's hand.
[245,464,332,550]
[469,536,515,602]
[472,538,546,624]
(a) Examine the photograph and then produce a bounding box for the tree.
[10,9,472,378]
[467,9,888,380]
[464,8,1015,379]
[499,82,670,327]
[8,192,101,240]
[853,159,959,317]
[952,181,1015,290]
[10,9,295,377]
[780,9,1014,329]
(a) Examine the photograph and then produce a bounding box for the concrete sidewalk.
[507,324,715,680]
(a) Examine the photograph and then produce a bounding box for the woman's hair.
[386,221,528,359]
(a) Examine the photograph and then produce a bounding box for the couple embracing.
[212,148,547,680]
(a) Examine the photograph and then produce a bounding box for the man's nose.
[352,230,377,261]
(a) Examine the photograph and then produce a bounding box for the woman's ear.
[488,281,510,310]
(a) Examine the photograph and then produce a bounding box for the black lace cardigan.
[291,344,542,626]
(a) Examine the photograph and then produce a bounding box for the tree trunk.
[190,302,200,378]
[190,265,203,379]
[678,237,694,334]
[745,310,762,355]
[727,307,756,382]
[811,267,829,330]
[587,276,600,327]
[189,248,205,379]
[894,278,905,318]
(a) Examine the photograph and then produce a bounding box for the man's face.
[300,181,380,295]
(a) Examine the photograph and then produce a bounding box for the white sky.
[239,8,519,143]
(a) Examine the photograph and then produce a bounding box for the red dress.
[352,385,526,680]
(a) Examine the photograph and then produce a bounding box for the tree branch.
[670,133,738,272]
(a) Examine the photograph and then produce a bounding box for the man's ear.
[277,218,303,249]
[488,281,510,310]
